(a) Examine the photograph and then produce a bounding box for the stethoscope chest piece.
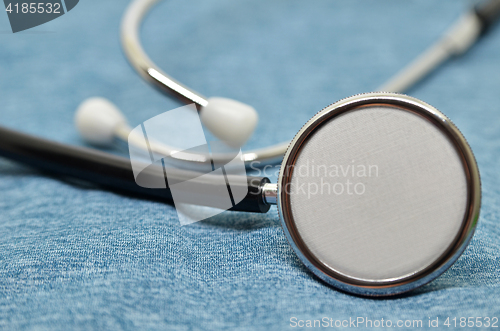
[277,92,481,296]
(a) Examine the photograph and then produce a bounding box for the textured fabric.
[0,0,500,330]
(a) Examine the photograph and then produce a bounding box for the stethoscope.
[0,0,499,296]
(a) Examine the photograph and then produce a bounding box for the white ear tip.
[75,97,127,146]
[201,97,258,147]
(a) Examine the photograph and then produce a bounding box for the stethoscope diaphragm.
[276,93,480,296]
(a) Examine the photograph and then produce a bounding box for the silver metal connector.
[262,183,278,205]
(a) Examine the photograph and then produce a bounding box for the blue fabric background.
[1,0,499,330]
